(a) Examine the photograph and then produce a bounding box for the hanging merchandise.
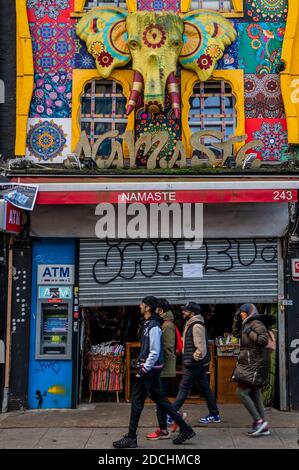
[87,342,125,392]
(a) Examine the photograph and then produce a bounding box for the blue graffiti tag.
[34,362,61,375]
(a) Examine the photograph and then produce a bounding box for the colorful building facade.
[1,1,299,413]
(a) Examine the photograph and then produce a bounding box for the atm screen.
[40,303,69,356]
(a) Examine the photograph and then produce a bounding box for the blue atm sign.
[37,264,75,285]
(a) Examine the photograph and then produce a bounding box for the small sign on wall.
[37,265,75,285]
[183,263,203,278]
[292,259,299,280]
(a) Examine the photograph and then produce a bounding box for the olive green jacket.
[160,310,176,378]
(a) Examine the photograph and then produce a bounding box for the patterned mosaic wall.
[25,0,289,164]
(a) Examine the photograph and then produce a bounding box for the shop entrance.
[78,303,278,407]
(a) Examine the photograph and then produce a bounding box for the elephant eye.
[172,40,182,48]
[129,40,139,49]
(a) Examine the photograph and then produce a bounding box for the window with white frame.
[190,0,234,12]
[189,80,236,160]
[80,80,127,157]
[84,0,127,10]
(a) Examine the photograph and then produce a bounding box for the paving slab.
[272,428,299,449]
[34,427,93,449]
[229,427,285,449]
[0,405,298,429]
[0,428,46,449]
[85,428,186,449]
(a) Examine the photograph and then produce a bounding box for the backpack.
[175,325,183,356]
[266,329,276,353]
[163,320,183,356]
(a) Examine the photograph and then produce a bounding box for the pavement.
[0,404,298,449]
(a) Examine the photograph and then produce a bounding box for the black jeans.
[156,377,169,430]
[128,370,189,438]
[173,365,219,416]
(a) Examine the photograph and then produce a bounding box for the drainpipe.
[2,234,14,412]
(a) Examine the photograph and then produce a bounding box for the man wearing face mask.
[169,302,221,431]
[113,296,196,448]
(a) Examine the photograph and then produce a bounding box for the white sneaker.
[251,420,268,437]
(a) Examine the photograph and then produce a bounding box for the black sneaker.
[113,435,137,448]
[173,427,196,445]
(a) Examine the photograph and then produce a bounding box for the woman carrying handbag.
[232,303,275,437]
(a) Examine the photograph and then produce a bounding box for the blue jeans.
[173,365,219,416]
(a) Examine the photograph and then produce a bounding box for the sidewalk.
[0,404,298,449]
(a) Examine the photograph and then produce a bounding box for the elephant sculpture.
[76,7,236,117]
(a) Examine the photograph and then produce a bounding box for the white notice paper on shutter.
[183,264,203,278]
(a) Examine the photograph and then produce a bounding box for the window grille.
[190,0,233,12]
[189,80,236,160]
[80,80,127,157]
[84,0,127,10]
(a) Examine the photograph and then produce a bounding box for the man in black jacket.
[113,296,196,448]
[170,302,221,430]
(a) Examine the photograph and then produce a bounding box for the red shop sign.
[0,200,23,234]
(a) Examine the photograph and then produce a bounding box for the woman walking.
[232,303,274,437]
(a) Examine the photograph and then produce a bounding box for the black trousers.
[173,365,219,416]
[128,370,189,438]
[156,377,169,430]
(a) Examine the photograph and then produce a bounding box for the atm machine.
[36,286,73,360]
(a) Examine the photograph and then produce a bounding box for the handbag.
[266,330,276,353]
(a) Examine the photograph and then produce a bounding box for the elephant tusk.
[126,71,144,116]
[167,73,180,119]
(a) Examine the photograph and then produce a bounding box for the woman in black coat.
[232,303,274,437]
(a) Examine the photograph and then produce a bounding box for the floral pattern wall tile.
[244,73,285,118]
[26,118,72,163]
[245,0,288,23]
[238,22,285,74]
[30,73,72,118]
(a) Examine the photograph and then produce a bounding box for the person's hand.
[234,311,241,321]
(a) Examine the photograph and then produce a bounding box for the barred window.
[190,0,234,12]
[189,80,236,159]
[80,80,127,157]
[84,0,127,10]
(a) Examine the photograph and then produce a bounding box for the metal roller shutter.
[79,238,279,306]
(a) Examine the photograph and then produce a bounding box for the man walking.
[146,298,177,440]
[113,296,196,448]
[170,302,221,430]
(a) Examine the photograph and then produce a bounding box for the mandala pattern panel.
[238,22,285,74]
[27,0,74,22]
[26,118,72,163]
[137,0,180,12]
[30,73,72,118]
[245,0,288,23]
[245,74,285,118]
[245,118,288,161]
[30,21,76,73]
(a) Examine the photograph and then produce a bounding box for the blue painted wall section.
[28,238,75,409]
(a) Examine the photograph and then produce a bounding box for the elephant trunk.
[126,71,144,116]
[167,73,180,119]
[143,54,164,114]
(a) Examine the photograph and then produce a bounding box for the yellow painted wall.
[181,69,245,156]
[15,0,34,156]
[281,0,299,144]
[72,69,134,152]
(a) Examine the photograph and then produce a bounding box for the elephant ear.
[76,7,130,78]
[179,10,237,81]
